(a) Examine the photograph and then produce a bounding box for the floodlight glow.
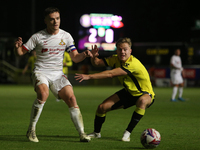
[80,14,91,28]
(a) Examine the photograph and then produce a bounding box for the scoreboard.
[78,13,124,51]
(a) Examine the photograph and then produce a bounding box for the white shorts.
[170,70,183,85]
[32,70,72,98]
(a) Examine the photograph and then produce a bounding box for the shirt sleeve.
[104,55,117,68]
[65,34,77,53]
[23,34,38,52]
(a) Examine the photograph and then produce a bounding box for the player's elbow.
[15,48,27,56]
[18,52,25,56]
[92,61,104,67]
[92,63,100,67]
[71,56,79,63]
[14,50,23,56]
[72,59,80,63]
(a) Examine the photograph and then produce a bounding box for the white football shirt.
[22,29,76,71]
[170,55,182,73]
[170,55,183,84]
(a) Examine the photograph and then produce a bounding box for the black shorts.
[112,88,154,109]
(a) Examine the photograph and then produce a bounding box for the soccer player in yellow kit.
[75,37,155,142]
[22,50,36,75]
[63,51,73,75]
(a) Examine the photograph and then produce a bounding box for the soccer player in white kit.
[14,7,92,142]
[170,49,185,102]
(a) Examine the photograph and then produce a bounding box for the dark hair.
[44,7,60,18]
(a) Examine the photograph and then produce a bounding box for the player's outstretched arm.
[14,37,27,56]
[69,50,93,63]
[75,67,127,82]
[90,45,105,67]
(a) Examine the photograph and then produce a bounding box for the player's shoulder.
[106,54,118,61]
[129,55,139,62]
[35,29,46,35]
[59,29,71,36]
[110,54,118,58]
[31,29,46,39]
[171,55,177,58]
[129,55,144,67]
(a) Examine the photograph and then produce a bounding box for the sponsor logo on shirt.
[41,48,48,53]
[41,48,65,54]
[43,41,48,45]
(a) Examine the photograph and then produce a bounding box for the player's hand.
[84,50,93,58]
[91,45,99,57]
[15,37,23,49]
[75,73,90,82]
[63,62,67,67]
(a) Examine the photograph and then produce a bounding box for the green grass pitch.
[0,85,199,150]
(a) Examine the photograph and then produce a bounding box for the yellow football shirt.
[28,56,36,71]
[63,52,72,75]
[104,55,155,99]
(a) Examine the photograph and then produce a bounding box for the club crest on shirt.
[59,39,66,46]
[125,63,129,67]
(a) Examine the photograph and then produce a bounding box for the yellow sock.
[135,107,145,115]
[96,112,106,117]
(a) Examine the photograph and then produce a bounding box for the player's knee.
[136,97,151,109]
[97,104,106,114]
[69,95,76,103]
[63,94,76,106]
[137,98,146,106]
[37,90,49,102]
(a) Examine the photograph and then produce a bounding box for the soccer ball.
[140,128,161,149]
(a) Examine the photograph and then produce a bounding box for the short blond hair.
[116,37,132,48]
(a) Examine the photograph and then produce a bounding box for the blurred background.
[1,0,200,86]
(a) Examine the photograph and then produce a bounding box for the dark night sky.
[1,0,200,43]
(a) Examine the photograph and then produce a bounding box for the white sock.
[178,87,183,98]
[29,99,45,130]
[69,106,84,135]
[172,87,178,99]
